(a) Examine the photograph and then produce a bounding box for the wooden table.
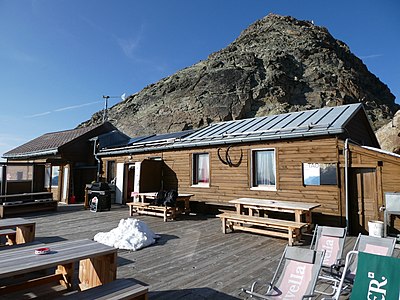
[138,192,193,213]
[128,193,194,221]
[0,217,35,244]
[0,239,117,295]
[229,198,321,224]
[220,198,320,245]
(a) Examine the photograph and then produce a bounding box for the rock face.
[376,111,400,154]
[80,14,398,144]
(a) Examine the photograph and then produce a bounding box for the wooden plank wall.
[347,144,400,231]
[102,138,400,232]
[102,137,342,219]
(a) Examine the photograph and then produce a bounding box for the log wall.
[102,137,342,217]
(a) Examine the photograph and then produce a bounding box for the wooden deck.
[2,204,399,299]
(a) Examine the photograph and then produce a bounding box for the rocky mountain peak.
[79,13,398,146]
[376,110,400,154]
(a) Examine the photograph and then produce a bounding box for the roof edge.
[2,148,58,159]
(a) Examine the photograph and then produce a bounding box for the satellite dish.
[121,93,126,101]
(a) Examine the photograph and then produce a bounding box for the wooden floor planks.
[2,204,399,299]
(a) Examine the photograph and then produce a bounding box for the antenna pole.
[101,93,125,123]
[102,95,110,123]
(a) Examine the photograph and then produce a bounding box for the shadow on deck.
[6,204,400,299]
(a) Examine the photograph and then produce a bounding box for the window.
[106,161,116,183]
[192,153,210,186]
[16,172,23,180]
[44,165,51,188]
[252,149,276,189]
[6,165,33,181]
[51,166,59,187]
[303,163,337,185]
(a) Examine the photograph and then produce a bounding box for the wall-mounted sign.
[303,163,337,186]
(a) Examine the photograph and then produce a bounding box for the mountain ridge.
[79,13,398,149]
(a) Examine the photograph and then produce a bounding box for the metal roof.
[174,103,362,147]
[99,130,196,155]
[138,130,196,144]
[3,122,117,159]
[98,103,365,156]
[127,135,155,145]
[95,130,131,149]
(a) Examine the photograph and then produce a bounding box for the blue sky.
[0,0,399,159]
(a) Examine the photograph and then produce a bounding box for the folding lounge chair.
[329,251,400,300]
[327,234,396,299]
[309,225,347,296]
[242,246,325,299]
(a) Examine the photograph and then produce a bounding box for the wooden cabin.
[98,104,400,234]
[2,122,129,204]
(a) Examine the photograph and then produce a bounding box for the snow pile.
[94,218,159,251]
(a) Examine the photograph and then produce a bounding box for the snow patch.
[94,218,159,251]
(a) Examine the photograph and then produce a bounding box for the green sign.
[351,252,400,300]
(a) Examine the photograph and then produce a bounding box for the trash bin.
[368,220,384,237]
[88,182,111,212]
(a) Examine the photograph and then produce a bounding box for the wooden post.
[221,216,227,234]
[56,263,75,288]
[15,224,35,244]
[288,228,293,246]
[79,252,117,290]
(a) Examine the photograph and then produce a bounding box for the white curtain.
[197,153,209,183]
[255,150,275,186]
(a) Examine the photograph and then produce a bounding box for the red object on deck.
[69,195,76,204]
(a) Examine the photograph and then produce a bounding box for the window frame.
[191,152,210,188]
[250,148,277,191]
[51,165,60,188]
[106,160,116,183]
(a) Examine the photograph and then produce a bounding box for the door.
[61,165,69,203]
[125,164,135,203]
[349,168,378,234]
[134,162,141,193]
[51,165,60,201]
[115,163,125,204]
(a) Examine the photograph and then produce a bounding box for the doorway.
[349,168,378,235]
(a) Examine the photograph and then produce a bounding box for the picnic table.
[0,239,117,295]
[218,198,320,245]
[128,192,194,221]
[0,192,57,218]
[0,217,36,245]
[229,198,321,224]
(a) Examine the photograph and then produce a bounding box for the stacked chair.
[241,225,398,300]
[309,225,347,296]
[326,233,396,300]
[330,251,400,300]
[242,246,325,299]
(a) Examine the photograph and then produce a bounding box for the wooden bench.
[128,202,177,222]
[0,217,36,245]
[0,240,45,251]
[0,198,57,218]
[57,278,148,300]
[218,212,307,246]
[0,228,16,245]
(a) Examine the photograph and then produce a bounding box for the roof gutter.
[89,137,101,181]
[344,138,350,233]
